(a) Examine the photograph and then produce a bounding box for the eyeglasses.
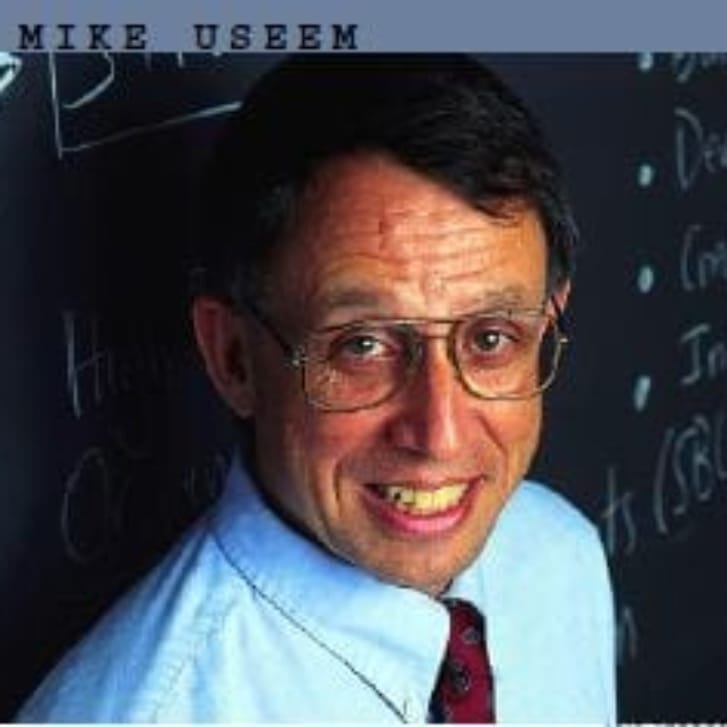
[240,297,569,413]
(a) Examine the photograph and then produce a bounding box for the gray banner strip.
[1,0,727,51]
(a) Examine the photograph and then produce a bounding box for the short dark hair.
[197,54,577,305]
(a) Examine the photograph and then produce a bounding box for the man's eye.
[340,335,385,357]
[329,331,397,362]
[466,320,523,362]
[472,329,511,352]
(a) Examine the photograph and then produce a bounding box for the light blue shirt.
[18,458,616,722]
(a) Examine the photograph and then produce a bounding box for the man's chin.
[347,540,486,598]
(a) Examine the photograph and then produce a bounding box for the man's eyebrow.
[315,288,394,313]
[466,286,540,311]
[312,285,541,318]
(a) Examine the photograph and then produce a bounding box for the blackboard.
[1,52,725,720]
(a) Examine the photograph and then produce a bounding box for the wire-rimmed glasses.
[241,297,569,413]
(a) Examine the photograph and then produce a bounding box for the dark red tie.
[429,599,496,723]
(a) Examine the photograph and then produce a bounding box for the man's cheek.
[491,402,542,468]
[512,404,543,471]
[300,411,377,455]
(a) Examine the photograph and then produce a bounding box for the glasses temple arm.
[549,294,569,339]
[233,296,302,362]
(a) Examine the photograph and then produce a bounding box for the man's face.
[246,153,550,596]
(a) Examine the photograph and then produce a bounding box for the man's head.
[193,55,575,596]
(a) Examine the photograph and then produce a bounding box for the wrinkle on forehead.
[273,153,547,324]
[298,164,528,251]
[340,214,540,297]
[301,208,535,274]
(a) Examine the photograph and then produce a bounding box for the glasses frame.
[238,295,569,413]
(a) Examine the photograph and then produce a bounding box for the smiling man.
[18,55,616,723]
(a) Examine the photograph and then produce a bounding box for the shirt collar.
[210,455,453,720]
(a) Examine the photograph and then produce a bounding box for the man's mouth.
[371,482,469,516]
[361,477,482,537]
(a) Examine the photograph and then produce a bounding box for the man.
[18,55,615,722]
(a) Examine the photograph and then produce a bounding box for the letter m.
[18,24,44,50]
[332,24,358,50]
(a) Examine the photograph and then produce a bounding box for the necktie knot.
[429,599,495,723]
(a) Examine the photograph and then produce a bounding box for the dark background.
[0,53,725,719]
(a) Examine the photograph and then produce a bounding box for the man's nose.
[385,340,470,459]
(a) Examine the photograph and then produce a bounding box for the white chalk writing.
[671,53,727,84]
[60,447,122,565]
[63,310,178,419]
[180,453,228,510]
[61,443,228,566]
[62,53,115,111]
[49,53,242,158]
[679,323,727,387]
[600,465,638,558]
[616,603,639,664]
[679,223,727,292]
[675,106,727,192]
[652,409,727,537]
[0,52,22,96]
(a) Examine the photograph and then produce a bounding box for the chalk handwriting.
[675,106,727,192]
[679,323,727,387]
[62,53,115,111]
[616,603,639,664]
[61,447,122,565]
[600,465,638,558]
[180,452,228,510]
[63,310,177,419]
[652,409,727,537]
[59,100,242,157]
[0,52,22,97]
[671,53,727,84]
[160,452,230,534]
[61,442,228,566]
[679,223,727,292]
[64,311,106,419]
[49,53,241,158]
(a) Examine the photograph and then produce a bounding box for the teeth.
[379,483,468,515]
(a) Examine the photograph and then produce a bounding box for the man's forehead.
[267,153,547,323]
[283,154,543,255]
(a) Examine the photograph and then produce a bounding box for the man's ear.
[191,296,254,419]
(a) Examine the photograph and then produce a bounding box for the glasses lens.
[300,312,564,410]
[456,313,560,399]
[303,324,411,411]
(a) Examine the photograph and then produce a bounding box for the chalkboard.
[0,52,725,720]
